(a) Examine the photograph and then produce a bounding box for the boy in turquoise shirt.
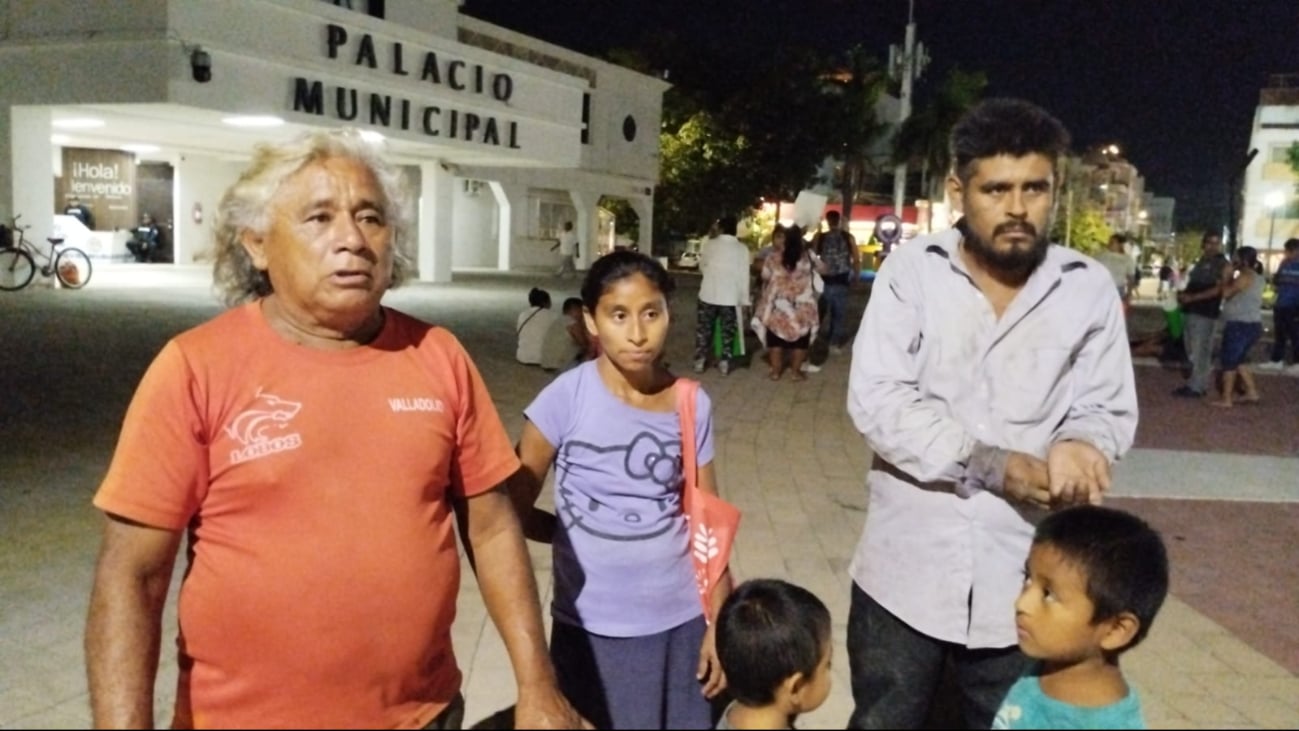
[994,506,1169,729]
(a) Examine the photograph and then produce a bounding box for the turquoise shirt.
[992,671,1144,729]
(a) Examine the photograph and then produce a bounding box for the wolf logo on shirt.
[225,389,303,464]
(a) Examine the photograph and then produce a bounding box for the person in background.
[1157,259,1174,297]
[714,579,833,731]
[540,296,594,372]
[694,215,752,376]
[552,221,579,278]
[64,196,95,230]
[518,287,560,366]
[126,212,162,263]
[754,225,822,381]
[1259,238,1299,373]
[512,251,732,729]
[1209,246,1265,408]
[810,210,860,354]
[994,505,1168,729]
[1095,233,1134,313]
[84,129,583,730]
[846,98,1137,729]
[1173,232,1232,398]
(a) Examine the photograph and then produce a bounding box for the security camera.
[191,48,212,84]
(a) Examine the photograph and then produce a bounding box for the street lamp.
[1265,190,1285,272]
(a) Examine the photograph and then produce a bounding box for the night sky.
[462,0,1299,229]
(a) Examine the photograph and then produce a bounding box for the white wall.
[174,153,245,264]
[451,182,498,268]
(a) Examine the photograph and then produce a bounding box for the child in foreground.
[714,579,832,730]
[994,505,1170,729]
[513,250,732,729]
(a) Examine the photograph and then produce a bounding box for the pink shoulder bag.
[675,378,741,617]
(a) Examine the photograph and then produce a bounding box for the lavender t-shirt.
[524,360,715,637]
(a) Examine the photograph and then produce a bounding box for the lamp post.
[1265,190,1285,273]
[890,0,928,216]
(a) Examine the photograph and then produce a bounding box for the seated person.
[515,287,558,366]
[64,197,95,230]
[539,297,594,372]
[994,505,1169,729]
[715,578,833,730]
[126,213,161,263]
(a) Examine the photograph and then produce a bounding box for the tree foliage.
[657,110,752,238]
[653,45,848,240]
[822,45,891,227]
[893,67,987,202]
[1051,200,1111,256]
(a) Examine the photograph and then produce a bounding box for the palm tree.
[823,46,890,227]
[893,67,987,204]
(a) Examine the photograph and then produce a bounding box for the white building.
[1241,73,1299,272]
[0,0,669,280]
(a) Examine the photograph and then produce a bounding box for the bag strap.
[674,377,700,493]
[516,307,543,336]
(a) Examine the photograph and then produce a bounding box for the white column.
[417,162,454,283]
[627,196,654,255]
[490,181,526,272]
[570,190,600,270]
[0,108,11,224]
[10,107,55,243]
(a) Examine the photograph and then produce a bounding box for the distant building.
[0,0,669,277]
[1241,72,1299,272]
[1069,146,1146,236]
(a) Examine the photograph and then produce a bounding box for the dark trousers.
[1271,305,1299,363]
[694,301,738,363]
[847,584,1027,729]
[550,617,715,730]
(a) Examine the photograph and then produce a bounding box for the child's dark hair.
[528,287,551,308]
[950,98,1071,184]
[716,579,831,707]
[580,250,675,311]
[561,296,583,313]
[1034,505,1169,652]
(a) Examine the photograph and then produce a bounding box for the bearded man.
[843,99,1138,729]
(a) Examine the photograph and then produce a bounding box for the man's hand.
[515,681,592,729]
[1047,440,1110,507]
[696,620,727,699]
[1002,451,1051,509]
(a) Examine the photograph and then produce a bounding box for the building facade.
[0,0,669,280]
[1241,73,1299,272]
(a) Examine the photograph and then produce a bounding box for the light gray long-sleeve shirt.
[846,227,1138,648]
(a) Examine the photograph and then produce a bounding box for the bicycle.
[0,214,93,291]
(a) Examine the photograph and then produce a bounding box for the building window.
[582,94,591,145]
[622,115,637,142]
[537,200,576,239]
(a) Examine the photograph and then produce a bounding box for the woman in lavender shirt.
[510,251,732,729]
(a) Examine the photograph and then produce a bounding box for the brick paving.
[0,265,1295,729]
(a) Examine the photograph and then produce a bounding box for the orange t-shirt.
[94,303,520,729]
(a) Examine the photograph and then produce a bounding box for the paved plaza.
[1,263,1296,729]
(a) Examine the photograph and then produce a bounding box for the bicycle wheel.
[0,248,36,291]
[54,248,92,289]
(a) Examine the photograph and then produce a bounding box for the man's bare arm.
[459,486,586,728]
[85,514,182,729]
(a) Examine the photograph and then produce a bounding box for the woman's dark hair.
[716,579,831,706]
[781,224,805,271]
[528,287,551,308]
[1033,505,1168,653]
[1236,246,1262,274]
[580,250,675,311]
[951,98,1071,184]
